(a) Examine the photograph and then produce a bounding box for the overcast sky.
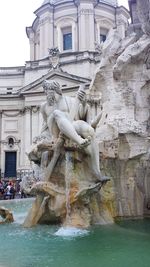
[0,0,128,67]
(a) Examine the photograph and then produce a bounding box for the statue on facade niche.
[25,80,110,228]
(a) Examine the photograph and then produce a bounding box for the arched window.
[8,137,14,148]
[56,18,76,52]
[96,19,114,45]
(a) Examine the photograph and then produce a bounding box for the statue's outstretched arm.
[91,108,103,129]
[77,84,90,121]
[69,84,87,121]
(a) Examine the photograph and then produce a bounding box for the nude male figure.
[40,80,92,146]
[40,80,109,183]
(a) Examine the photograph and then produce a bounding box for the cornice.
[0,106,40,116]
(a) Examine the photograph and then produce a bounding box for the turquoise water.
[0,199,150,267]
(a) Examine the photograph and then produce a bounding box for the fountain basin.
[0,198,150,267]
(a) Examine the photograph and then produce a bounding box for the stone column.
[57,26,62,52]
[32,106,40,140]
[35,33,40,60]
[78,2,95,51]
[78,6,86,50]
[51,8,55,47]
[24,107,32,165]
[72,22,76,51]
[39,13,53,58]
[39,109,43,135]
[39,19,45,59]
[45,15,52,51]
[29,33,35,61]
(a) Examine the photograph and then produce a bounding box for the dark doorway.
[5,151,17,178]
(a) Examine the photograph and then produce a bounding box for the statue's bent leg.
[85,141,110,183]
[74,121,110,183]
[53,110,89,146]
[41,151,49,168]
[73,120,95,138]
[44,136,65,181]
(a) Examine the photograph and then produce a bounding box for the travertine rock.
[0,207,14,224]
[90,27,150,219]
[23,149,113,228]
[137,0,150,36]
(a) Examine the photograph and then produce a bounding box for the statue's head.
[42,80,62,95]
[42,80,62,105]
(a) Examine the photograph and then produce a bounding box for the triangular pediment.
[19,69,91,95]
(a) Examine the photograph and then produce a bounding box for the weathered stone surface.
[23,149,113,228]
[0,207,14,224]
[90,27,150,219]
[137,0,150,36]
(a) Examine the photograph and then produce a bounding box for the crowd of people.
[0,179,27,200]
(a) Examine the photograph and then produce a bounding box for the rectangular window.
[7,87,13,95]
[62,27,72,51]
[100,27,108,43]
[63,33,72,50]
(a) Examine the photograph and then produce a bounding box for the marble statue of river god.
[24,80,110,228]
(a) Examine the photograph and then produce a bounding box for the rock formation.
[0,207,14,224]
[89,15,150,218]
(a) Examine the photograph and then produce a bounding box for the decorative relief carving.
[1,137,20,145]
[0,140,7,145]
[96,18,114,29]
[48,47,60,69]
[3,111,21,117]
[80,9,94,15]
[2,106,40,117]
[55,17,75,27]
[32,106,40,113]
[24,107,32,113]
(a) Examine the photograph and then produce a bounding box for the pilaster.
[32,106,40,141]
[78,1,95,51]
[24,107,32,165]
[29,32,35,61]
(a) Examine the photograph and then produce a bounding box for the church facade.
[0,0,129,179]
